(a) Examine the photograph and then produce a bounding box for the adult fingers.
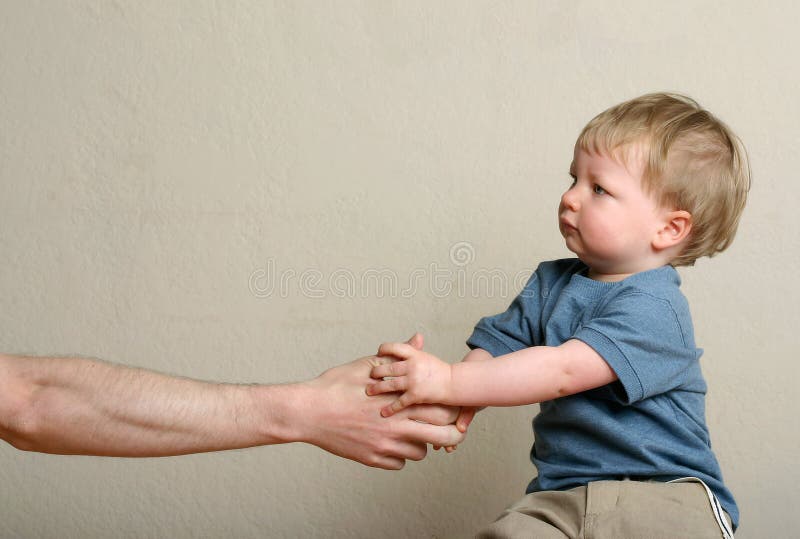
[396,421,466,448]
[403,404,460,426]
[367,455,407,470]
[386,440,428,462]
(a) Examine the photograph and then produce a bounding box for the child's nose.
[561,188,580,211]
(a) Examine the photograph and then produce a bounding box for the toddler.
[368,93,749,538]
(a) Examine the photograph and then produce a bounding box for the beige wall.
[1,2,796,537]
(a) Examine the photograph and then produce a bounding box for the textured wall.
[1,1,797,537]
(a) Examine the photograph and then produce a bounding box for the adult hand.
[296,335,465,469]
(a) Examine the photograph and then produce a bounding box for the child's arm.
[437,348,492,452]
[367,339,617,416]
[452,348,492,432]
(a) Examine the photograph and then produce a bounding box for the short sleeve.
[466,270,543,356]
[572,291,701,403]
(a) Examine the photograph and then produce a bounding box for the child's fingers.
[380,392,414,417]
[456,406,477,432]
[366,376,408,396]
[406,332,424,350]
[444,445,457,453]
[377,341,415,360]
[370,361,408,380]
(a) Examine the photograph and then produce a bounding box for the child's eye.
[593,184,608,195]
[568,174,577,187]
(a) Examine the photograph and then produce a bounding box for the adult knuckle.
[375,440,393,455]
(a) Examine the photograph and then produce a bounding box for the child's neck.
[587,261,671,282]
[587,268,634,282]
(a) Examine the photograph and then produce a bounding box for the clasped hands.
[366,334,477,452]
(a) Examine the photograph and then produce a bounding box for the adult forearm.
[0,354,289,456]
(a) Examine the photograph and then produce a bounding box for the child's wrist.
[443,362,457,404]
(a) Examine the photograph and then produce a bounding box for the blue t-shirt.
[466,258,738,528]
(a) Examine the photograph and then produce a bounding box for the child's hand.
[366,342,453,417]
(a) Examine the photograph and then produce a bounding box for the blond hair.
[576,93,750,266]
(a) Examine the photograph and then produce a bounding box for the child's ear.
[653,210,692,251]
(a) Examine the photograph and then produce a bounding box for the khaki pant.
[476,480,732,539]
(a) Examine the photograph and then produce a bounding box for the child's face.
[559,144,668,280]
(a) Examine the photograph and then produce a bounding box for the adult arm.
[0,352,269,456]
[0,349,464,469]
